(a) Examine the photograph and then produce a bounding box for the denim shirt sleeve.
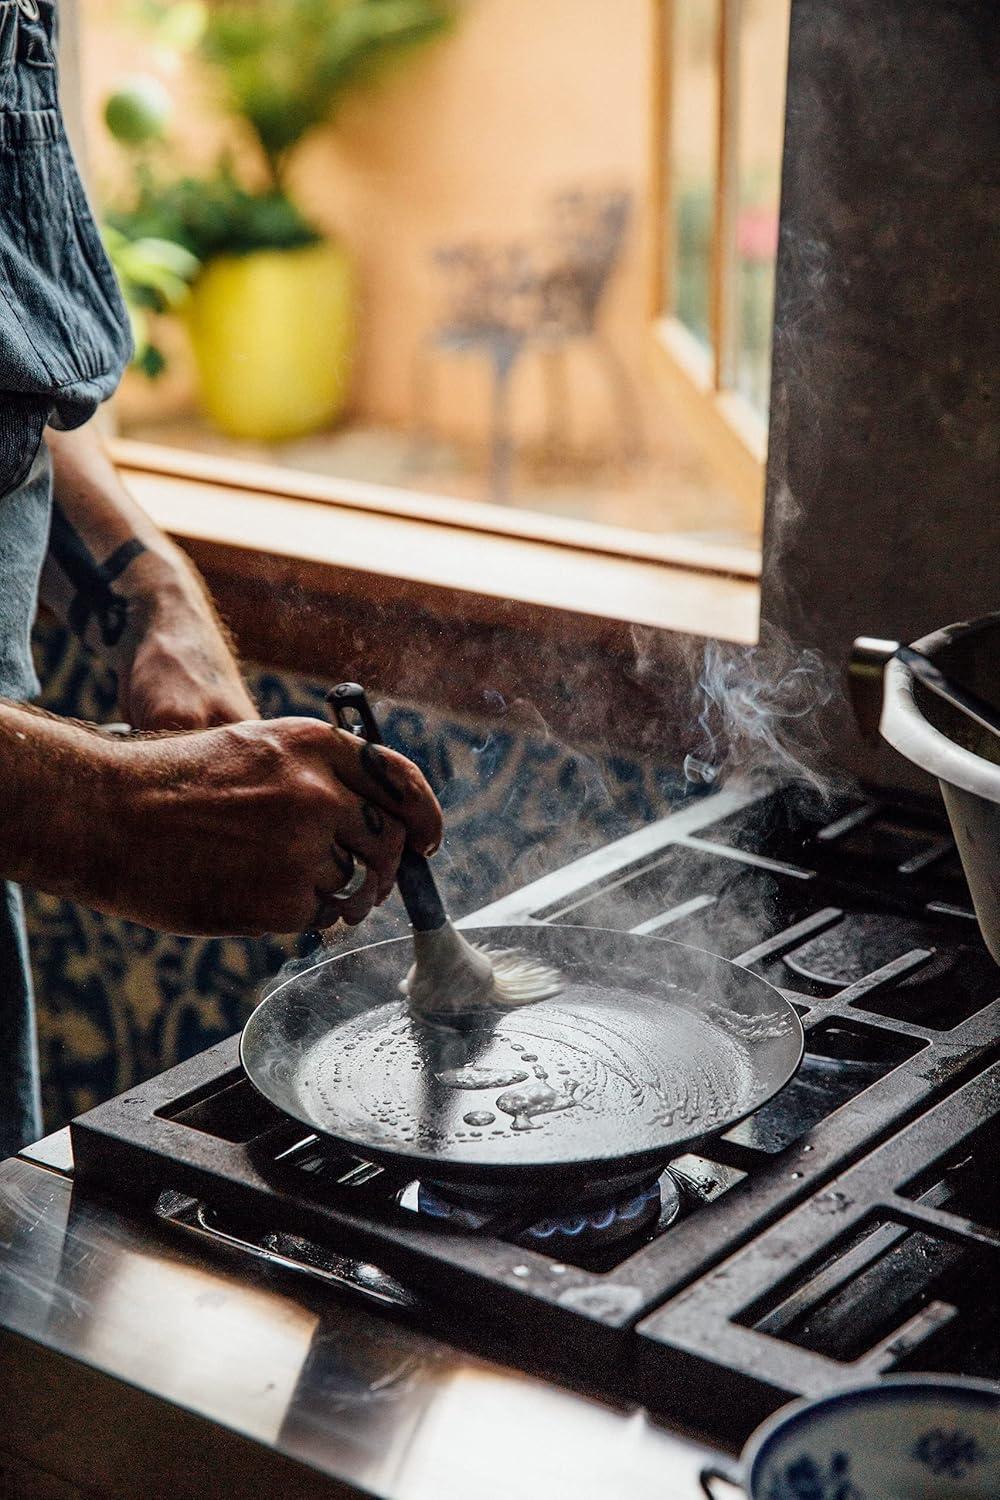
[0,0,132,497]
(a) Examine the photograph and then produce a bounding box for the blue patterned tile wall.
[25,621,688,1128]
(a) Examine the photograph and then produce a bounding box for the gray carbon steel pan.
[241,925,803,1195]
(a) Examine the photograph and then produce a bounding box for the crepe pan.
[241,922,804,1207]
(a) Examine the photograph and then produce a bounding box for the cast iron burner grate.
[638,1057,1000,1430]
[69,785,1000,1439]
[783,912,954,988]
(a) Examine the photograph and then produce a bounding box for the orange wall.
[81,0,660,453]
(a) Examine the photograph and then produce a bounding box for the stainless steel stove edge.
[0,1154,720,1500]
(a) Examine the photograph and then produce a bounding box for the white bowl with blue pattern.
[700,1376,1000,1498]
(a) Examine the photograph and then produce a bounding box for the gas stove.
[68,780,1000,1440]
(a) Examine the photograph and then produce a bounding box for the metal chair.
[414,186,640,504]
[531,186,643,472]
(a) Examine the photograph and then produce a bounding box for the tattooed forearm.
[359,740,406,802]
[48,504,146,648]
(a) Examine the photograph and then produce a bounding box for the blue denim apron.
[1,0,131,1153]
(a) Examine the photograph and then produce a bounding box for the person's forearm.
[0,700,114,900]
[41,421,209,657]
[41,421,256,730]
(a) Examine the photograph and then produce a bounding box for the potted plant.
[101,222,200,380]
[106,0,454,441]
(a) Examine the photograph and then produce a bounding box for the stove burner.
[784,913,953,989]
[413,1182,491,1232]
[414,1174,672,1251]
[524,1176,671,1248]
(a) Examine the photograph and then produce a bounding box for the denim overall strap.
[0,879,42,1157]
[0,0,132,496]
[0,0,130,1152]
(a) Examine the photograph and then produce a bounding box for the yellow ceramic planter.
[185,240,354,441]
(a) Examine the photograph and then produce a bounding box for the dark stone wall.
[762,0,1000,787]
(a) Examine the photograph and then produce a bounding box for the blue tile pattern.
[25,622,687,1128]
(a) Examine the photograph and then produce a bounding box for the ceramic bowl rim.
[746,1374,1000,1488]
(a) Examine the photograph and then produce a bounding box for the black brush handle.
[326,683,447,932]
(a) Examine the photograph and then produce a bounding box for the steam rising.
[683,626,836,795]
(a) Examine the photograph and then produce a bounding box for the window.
[654,0,791,509]
[61,0,787,579]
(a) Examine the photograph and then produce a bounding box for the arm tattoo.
[48,505,147,648]
[359,740,406,803]
[362,801,386,836]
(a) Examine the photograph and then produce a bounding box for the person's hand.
[116,578,258,730]
[94,716,442,935]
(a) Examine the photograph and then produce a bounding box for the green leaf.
[319,0,452,91]
[103,226,200,311]
[131,236,201,279]
[198,0,454,163]
[101,218,201,375]
[107,175,323,261]
[136,343,167,379]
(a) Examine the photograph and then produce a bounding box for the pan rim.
[240,924,805,1181]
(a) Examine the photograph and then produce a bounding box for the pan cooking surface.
[242,926,802,1176]
[291,988,767,1163]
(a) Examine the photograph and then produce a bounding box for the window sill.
[116,451,760,749]
[111,438,762,579]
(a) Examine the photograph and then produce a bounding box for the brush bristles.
[401,921,563,1015]
[475,946,564,1005]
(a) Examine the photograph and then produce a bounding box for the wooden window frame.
[60,0,763,674]
[649,0,778,525]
